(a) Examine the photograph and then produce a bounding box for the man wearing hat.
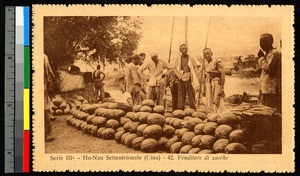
[257,33,281,112]
[138,53,168,105]
[173,44,200,110]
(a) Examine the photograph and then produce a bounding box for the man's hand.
[258,49,264,58]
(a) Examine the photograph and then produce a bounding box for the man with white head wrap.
[138,53,168,105]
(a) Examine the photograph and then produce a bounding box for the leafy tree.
[44,16,142,68]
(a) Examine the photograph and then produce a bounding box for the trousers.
[178,79,196,110]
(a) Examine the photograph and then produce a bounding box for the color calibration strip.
[23,6,30,173]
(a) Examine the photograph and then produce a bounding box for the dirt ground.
[45,115,142,154]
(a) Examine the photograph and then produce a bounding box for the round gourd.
[133,105,142,112]
[153,105,165,115]
[188,147,201,154]
[177,128,189,140]
[184,108,195,116]
[181,132,196,145]
[75,121,85,130]
[52,97,63,106]
[172,119,184,129]
[191,135,203,147]
[187,118,203,131]
[225,142,248,154]
[55,109,63,116]
[93,116,107,127]
[66,116,73,125]
[140,106,153,113]
[124,134,139,147]
[139,112,151,123]
[215,124,233,139]
[137,124,149,136]
[183,116,193,121]
[207,113,219,122]
[132,137,145,150]
[59,101,67,110]
[96,127,106,138]
[217,111,240,125]
[166,136,179,149]
[147,113,166,126]
[90,126,99,136]
[129,112,140,122]
[141,138,159,153]
[192,111,207,120]
[198,149,214,154]
[106,119,120,129]
[123,121,133,132]
[213,139,230,153]
[181,121,189,128]
[119,117,132,126]
[80,121,87,131]
[198,107,212,115]
[170,142,184,153]
[165,117,172,125]
[51,105,59,111]
[63,109,70,115]
[200,135,216,149]
[164,113,173,118]
[162,125,175,138]
[180,145,193,154]
[157,137,169,150]
[125,112,134,119]
[143,125,162,139]
[194,123,205,135]
[229,130,246,143]
[129,122,141,133]
[86,115,95,124]
[141,99,156,108]
[203,122,218,135]
[116,127,125,132]
[168,118,177,126]
[174,129,179,136]
[115,130,125,143]
[121,132,130,144]
[101,128,116,140]
[172,110,186,119]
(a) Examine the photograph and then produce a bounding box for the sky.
[136,16,281,63]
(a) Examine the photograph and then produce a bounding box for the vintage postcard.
[32,5,295,172]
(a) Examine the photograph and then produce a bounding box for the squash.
[214,124,233,139]
[192,111,207,120]
[140,106,153,113]
[187,118,203,131]
[147,113,166,126]
[162,125,175,138]
[129,122,141,134]
[194,123,205,135]
[143,125,163,139]
[139,112,151,124]
[200,135,216,149]
[157,137,169,150]
[96,127,106,138]
[198,149,214,154]
[141,99,156,108]
[172,110,186,119]
[132,137,145,150]
[217,111,241,126]
[119,117,132,126]
[133,105,142,112]
[229,130,246,143]
[170,142,184,153]
[225,142,248,154]
[191,135,203,147]
[115,130,125,143]
[106,119,120,129]
[181,132,196,145]
[207,113,219,122]
[137,124,149,136]
[188,147,201,154]
[124,134,139,147]
[184,108,195,116]
[203,122,218,135]
[177,128,189,140]
[153,105,165,115]
[213,139,230,153]
[166,136,179,149]
[141,139,159,153]
[180,145,193,154]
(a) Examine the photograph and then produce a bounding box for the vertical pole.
[185,16,188,44]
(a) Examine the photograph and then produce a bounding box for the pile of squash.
[50,95,71,116]
[66,102,127,140]
[68,95,88,109]
[115,99,176,153]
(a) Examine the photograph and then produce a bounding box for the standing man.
[257,33,281,112]
[125,54,144,105]
[93,65,106,102]
[174,44,200,110]
[139,53,146,66]
[138,53,168,105]
[202,48,225,112]
[44,54,55,142]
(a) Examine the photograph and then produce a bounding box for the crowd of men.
[120,33,282,113]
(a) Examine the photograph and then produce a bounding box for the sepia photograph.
[33,5,294,172]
